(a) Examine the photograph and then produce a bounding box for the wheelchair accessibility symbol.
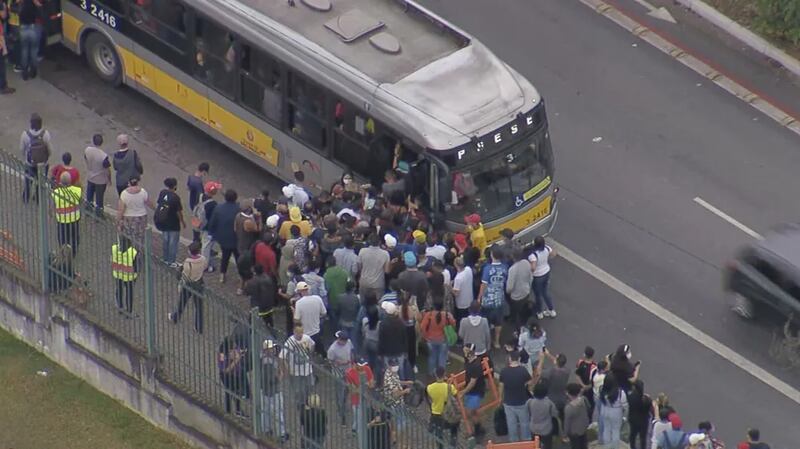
[514,195,524,208]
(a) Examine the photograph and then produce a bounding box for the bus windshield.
[447,130,554,222]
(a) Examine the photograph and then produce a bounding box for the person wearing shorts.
[459,344,487,438]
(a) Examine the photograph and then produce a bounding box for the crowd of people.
[0,0,51,95]
[17,111,775,449]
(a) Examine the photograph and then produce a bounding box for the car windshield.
[446,131,554,222]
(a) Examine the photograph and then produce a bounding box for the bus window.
[288,73,327,151]
[96,0,126,14]
[194,16,236,97]
[240,45,282,125]
[131,0,188,51]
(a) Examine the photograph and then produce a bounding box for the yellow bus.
[58,0,557,241]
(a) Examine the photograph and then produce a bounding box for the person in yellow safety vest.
[53,171,82,257]
[112,237,138,315]
[464,213,487,259]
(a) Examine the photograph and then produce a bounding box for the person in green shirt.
[324,256,349,326]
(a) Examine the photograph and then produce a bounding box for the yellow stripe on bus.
[483,196,552,242]
[114,45,279,167]
[61,12,82,45]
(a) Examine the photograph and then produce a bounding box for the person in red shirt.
[345,358,375,433]
[51,152,80,186]
[253,232,277,277]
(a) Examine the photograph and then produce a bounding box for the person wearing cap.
[655,413,687,449]
[282,324,315,409]
[112,134,143,196]
[187,162,210,241]
[460,343,487,438]
[464,214,487,258]
[278,205,312,241]
[293,280,327,356]
[260,339,288,442]
[328,330,354,426]
[358,233,390,300]
[345,357,375,433]
[397,251,428,306]
[198,181,221,271]
[377,300,408,381]
[688,434,711,449]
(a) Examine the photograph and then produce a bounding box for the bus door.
[426,155,450,228]
[43,0,63,45]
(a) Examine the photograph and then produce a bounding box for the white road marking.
[631,0,677,23]
[550,239,800,405]
[693,197,763,239]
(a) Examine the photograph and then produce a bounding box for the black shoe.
[30,69,37,79]
[13,65,23,73]
[22,72,29,81]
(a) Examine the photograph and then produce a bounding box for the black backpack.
[153,192,172,229]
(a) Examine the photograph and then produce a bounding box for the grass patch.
[703,0,800,60]
[0,328,195,449]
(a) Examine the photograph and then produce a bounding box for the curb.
[673,0,800,78]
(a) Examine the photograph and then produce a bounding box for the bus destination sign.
[453,103,545,163]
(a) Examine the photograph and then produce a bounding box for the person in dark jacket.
[301,394,327,449]
[208,189,240,284]
[377,301,408,383]
[245,264,276,327]
[628,380,654,449]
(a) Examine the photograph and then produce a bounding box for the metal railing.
[0,149,457,449]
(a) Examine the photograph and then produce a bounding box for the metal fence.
[0,149,457,449]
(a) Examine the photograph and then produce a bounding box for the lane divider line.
[693,197,763,239]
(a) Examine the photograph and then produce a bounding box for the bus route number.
[80,0,119,29]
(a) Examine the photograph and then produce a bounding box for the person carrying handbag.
[426,367,459,449]
[420,303,456,377]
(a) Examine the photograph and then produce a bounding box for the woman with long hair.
[362,300,381,373]
[399,289,420,377]
[597,375,629,448]
[419,301,455,377]
[610,344,640,392]
[529,235,557,319]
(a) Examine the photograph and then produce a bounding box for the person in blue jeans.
[18,0,40,80]
[155,177,185,266]
[500,350,533,442]
[529,235,558,319]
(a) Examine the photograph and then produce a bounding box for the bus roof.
[234,0,467,84]
[211,0,542,151]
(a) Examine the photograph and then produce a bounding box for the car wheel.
[85,32,122,86]
[731,294,755,319]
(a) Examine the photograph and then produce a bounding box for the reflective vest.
[53,185,82,224]
[111,245,138,281]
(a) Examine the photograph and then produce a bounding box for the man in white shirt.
[282,324,315,408]
[293,281,327,355]
[452,256,474,330]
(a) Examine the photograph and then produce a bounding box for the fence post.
[143,229,156,355]
[249,308,262,436]
[36,163,49,293]
[357,371,367,449]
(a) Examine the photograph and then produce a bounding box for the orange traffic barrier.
[487,436,541,449]
[448,356,501,434]
[0,230,25,271]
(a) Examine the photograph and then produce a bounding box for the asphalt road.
[16,0,800,446]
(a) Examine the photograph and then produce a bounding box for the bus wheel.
[85,33,122,86]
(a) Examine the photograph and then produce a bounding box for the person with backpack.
[20,112,51,203]
[420,302,455,378]
[186,162,209,242]
[564,383,591,449]
[427,366,459,449]
[168,241,207,333]
[656,413,688,449]
[112,134,144,196]
[154,177,185,266]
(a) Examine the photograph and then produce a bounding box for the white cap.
[266,214,280,228]
[282,185,295,199]
[688,434,707,445]
[381,301,398,315]
[384,234,397,248]
[295,281,310,291]
[337,208,359,219]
